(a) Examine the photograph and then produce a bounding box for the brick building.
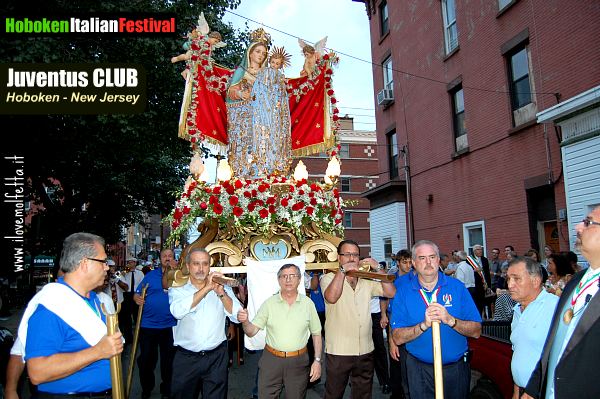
[356,0,600,257]
[300,116,379,258]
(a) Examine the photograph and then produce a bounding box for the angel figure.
[298,36,327,79]
[170,13,226,79]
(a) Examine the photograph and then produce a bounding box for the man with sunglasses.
[320,239,396,399]
[238,263,321,399]
[22,232,123,398]
[524,206,600,399]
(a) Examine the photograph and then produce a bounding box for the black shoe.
[382,384,391,394]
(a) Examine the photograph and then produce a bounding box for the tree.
[0,0,247,263]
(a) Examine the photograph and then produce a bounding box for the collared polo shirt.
[136,268,176,329]
[510,289,559,387]
[390,271,481,364]
[252,292,321,352]
[169,281,241,352]
[320,272,384,356]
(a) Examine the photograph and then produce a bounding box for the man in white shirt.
[168,248,242,399]
[454,251,476,299]
[121,257,144,344]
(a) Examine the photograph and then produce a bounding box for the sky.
[221,0,377,131]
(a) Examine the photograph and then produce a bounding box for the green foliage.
[0,0,246,258]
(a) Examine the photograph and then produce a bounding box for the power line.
[224,9,559,98]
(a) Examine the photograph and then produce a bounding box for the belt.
[177,340,226,356]
[36,390,111,398]
[265,344,307,358]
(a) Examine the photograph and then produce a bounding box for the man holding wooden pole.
[391,240,482,399]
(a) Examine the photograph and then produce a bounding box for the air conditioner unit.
[377,89,394,106]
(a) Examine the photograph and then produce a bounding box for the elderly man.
[391,240,481,399]
[524,206,600,399]
[24,232,123,396]
[321,239,396,399]
[506,256,558,398]
[134,249,177,399]
[455,251,476,297]
[466,244,492,316]
[238,264,321,399]
[169,248,241,399]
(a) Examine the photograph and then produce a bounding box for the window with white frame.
[383,56,393,92]
[441,0,458,54]
[388,130,399,179]
[384,237,393,258]
[463,220,486,257]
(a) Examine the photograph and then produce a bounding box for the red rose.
[292,203,299,211]
[281,198,289,207]
[191,43,200,51]
[335,217,341,225]
[333,108,339,114]
[243,190,251,198]
[330,98,337,104]
[325,76,331,82]
[209,195,217,205]
[310,183,318,191]
[310,197,317,206]
[269,205,276,214]
[289,185,295,192]
[306,207,314,215]
[190,137,197,143]
[299,189,305,195]
[323,54,330,60]
[296,201,305,209]
[226,185,235,195]
[308,192,315,198]
[255,200,264,207]
[330,209,337,217]
[222,180,230,188]
[200,202,208,210]
[173,208,183,219]
[326,68,333,75]
[252,189,258,197]
[229,196,239,206]
[183,206,191,214]
[333,115,339,121]
[234,179,243,189]
[248,203,256,212]
[172,221,180,229]
[258,184,267,193]
[266,196,276,205]
[259,209,269,218]
[280,177,287,183]
[333,188,340,198]
[327,89,334,96]
[213,203,223,215]
[201,59,209,66]
[212,186,221,194]
[233,206,244,217]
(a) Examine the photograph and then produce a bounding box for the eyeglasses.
[279,274,300,281]
[582,218,600,228]
[87,257,109,265]
[339,253,360,259]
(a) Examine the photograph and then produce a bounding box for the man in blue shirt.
[134,249,177,399]
[507,256,558,397]
[25,232,123,397]
[168,248,242,399]
[391,240,482,399]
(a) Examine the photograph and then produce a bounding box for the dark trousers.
[258,350,309,399]
[406,352,470,399]
[171,342,228,399]
[371,312,389,387]
[389,344,409,399]
[120,293,138,344]
[324,352,374,399]
[137,327,175,396]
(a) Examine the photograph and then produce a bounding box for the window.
[463,221,486,257]
[384,237,393,259]
[441,0,458,54]
[388,130,399,179]
[379,1,389,36]
[498,0,512,10]
[341,177,351,192]
[343,212,353,228]
[383,56,394,92]
[508,47,532,110]
[450,86,468,151]
[339,143,350,158]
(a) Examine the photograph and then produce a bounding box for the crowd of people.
[3,206,600,399]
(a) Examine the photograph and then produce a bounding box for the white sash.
[17,283,106,358]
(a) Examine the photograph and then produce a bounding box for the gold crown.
[270,46,291,68]
[250,28,272,47]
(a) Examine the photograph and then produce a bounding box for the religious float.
[165,16,349,282]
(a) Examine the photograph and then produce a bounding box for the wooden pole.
[126,284,149,399]
[102,303,124,399]
[431,293,444,399]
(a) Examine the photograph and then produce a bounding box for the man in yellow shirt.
[321,239,396,398]
[238,264,322,399]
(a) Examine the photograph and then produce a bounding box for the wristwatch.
[339,266,346,274]
[449,317,457,328]
[314,356,322,363]
[217,294,225,298]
